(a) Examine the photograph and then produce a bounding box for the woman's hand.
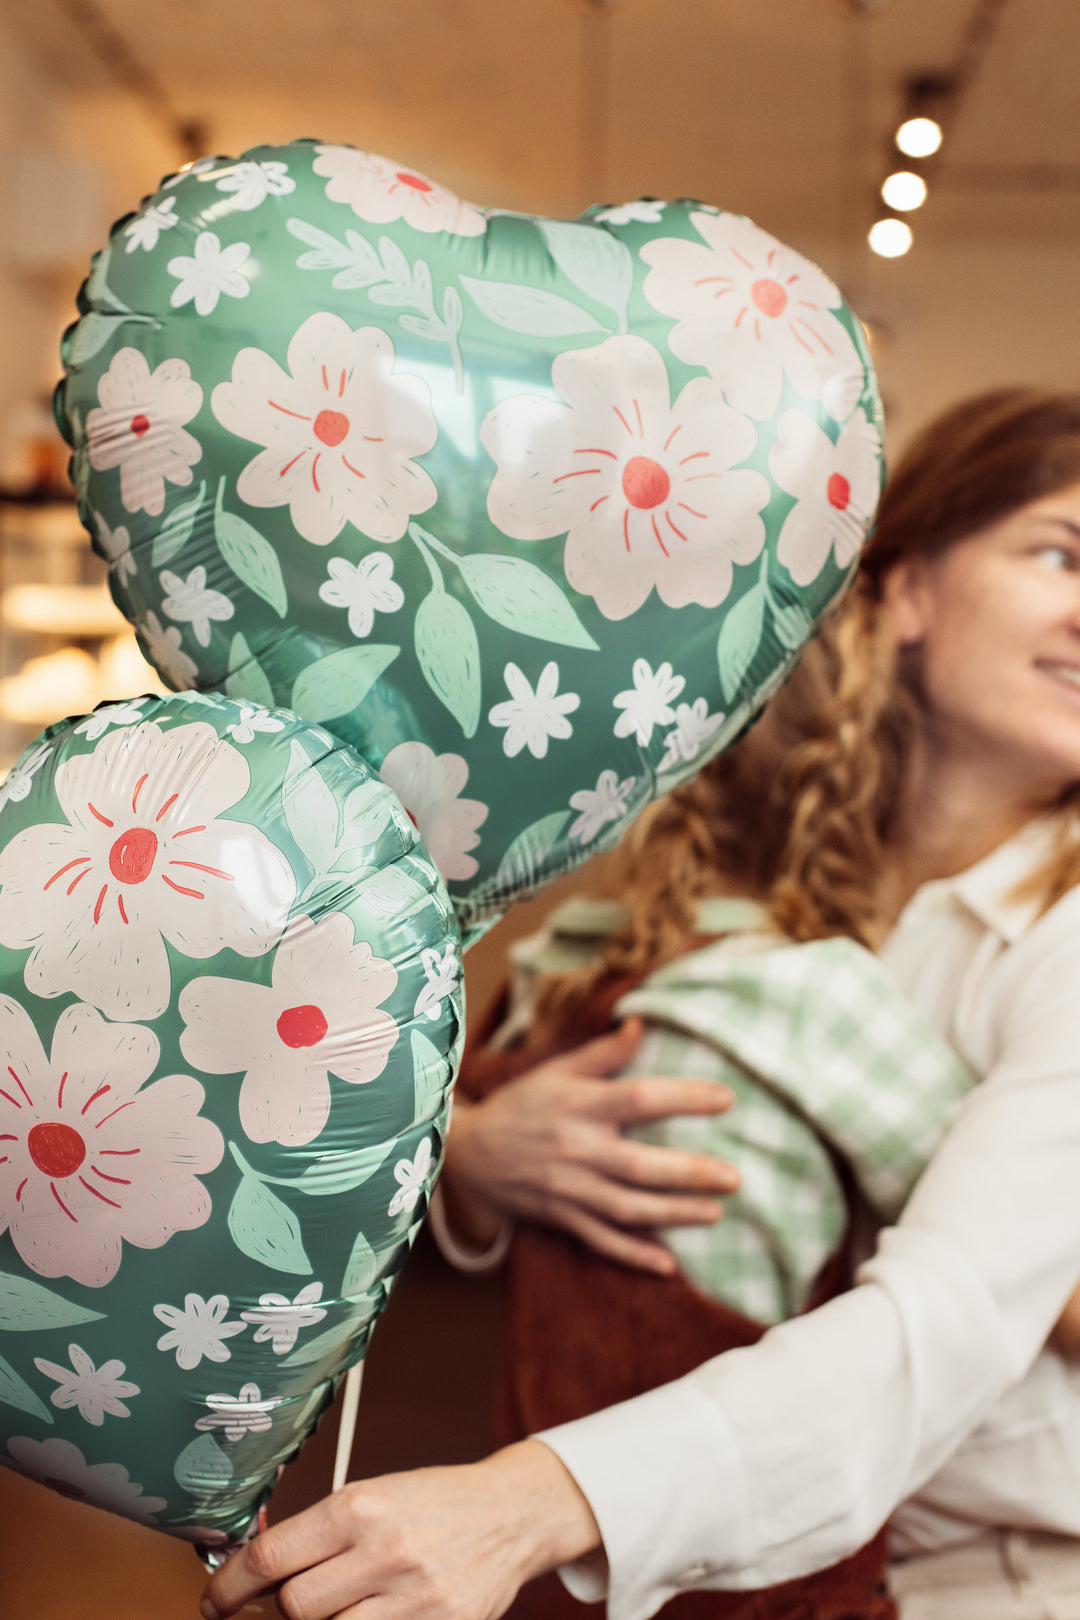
[1049,1276,1080,1357]
[441,1018,740,1276]
[199,1440,601,1620]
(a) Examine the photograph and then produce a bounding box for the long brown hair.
[536,389,1080,1035]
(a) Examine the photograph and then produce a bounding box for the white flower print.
[313,146,487,237]
[159,565,234,647]
[92,510,136,581]
[154,1293,247,1369]
[488,662,581,760]
[34,1343,139,1425]
[240,1283,326,1354]
[0,743,50,812]
[641,212,865,424]
[612,659,685,747]
[179,911,398,1147]
[0,719,295,1021]
[123,197,178,253]
[769,408,882,586]
[388,1137,434,1218]
[568,769,636,845]
[167,231,252,317]
[215,159,295,211]
[0,999,221,1287]
[591,200,666,226]
[86,349,202,518]
[7,1436,166,1522]
[319,553,404,638]
[74,700,149,742]
[658,697,726,771]
[139,609,198,689]
[225,705,285,745]
[378,741,486,883]
[195,1382,275,1442]
[212,313,438,546]
[482,335,769,621]
[413,942,459,1023]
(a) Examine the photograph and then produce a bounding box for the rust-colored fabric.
[458,976,896,1620]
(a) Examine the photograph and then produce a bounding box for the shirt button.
[675,1564,711,1588]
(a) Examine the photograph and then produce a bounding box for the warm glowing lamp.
[868,217,913,258]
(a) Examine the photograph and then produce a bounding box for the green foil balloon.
[56,141,884,934]
[0,693,461,1545]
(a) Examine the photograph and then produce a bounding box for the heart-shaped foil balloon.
[56,141,883,935]
[0,693,461,1544]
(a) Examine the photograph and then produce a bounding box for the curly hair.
[535,388,1080,1039]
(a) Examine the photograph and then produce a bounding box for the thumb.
[567,1016,645,1078]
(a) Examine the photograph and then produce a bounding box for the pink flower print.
[0,720,295,1022]
[482,335,770,621]
[0,999,222,1288]
[641,213,865,423]
[86,349,203,517]
[7,1436,167,1522]
[211,312,438,546]
[769,408,883,586]
[378,742,487,882]
[179,912,399,1147]
[312,146,487,237]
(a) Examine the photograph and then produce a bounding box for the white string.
[332,1361,364,1493]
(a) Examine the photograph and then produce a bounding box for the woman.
[202,389,1080,1620]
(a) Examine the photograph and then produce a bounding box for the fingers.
[550,1164,726,1231]
[559,1203,681,1275]
[591,1075,736,1126]
[600,1134,740,1195]
[201,1505,352,1618]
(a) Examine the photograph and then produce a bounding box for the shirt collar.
[916,816,1067,944]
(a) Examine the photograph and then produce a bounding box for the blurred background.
[0,0,1076,1611]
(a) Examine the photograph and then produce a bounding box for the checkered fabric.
[505,899,974,1324]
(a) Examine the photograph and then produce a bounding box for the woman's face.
[883,481,1080,803]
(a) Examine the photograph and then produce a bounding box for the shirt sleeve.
[537,902,1080,1620]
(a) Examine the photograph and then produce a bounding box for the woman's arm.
[440,1018,741,1276]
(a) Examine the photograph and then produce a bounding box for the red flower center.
[622,456,671,510]
[28,1121,86,1179]
[313,409,350,447]
[751,278,787,319]
[827,472,852,511]
[396,172,433,192]
[109,826,158,884]
[276,1004,329,1049]
[130,414,151,437]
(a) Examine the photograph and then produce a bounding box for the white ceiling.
[5,0,1079,266]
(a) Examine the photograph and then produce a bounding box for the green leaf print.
[538,220,632,333]
[770,601,814,652]
[290,645,399,722]
[65,311,157,366]
[225,631,275,707]
[282,737,340,875]
[0,1271,105,1333]
[458,275,607,337]
[411,1029,450,1123]
[0,1351,52,1423]
[152,481,206,568]
[414,589,482,739]
[456,553,598,651]
[214,479,288,619]
[340,1231,379,1298]
[494,810,571,892]
[227,1171,313,1277]
[174,1434,233,1495]
[717,583,766,703]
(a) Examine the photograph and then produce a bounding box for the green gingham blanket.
[503,898,974,1324]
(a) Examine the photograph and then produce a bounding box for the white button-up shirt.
[539,820,1080,1620]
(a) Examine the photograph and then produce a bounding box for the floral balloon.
[56,141,883,936]
[0,692,461,1545]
